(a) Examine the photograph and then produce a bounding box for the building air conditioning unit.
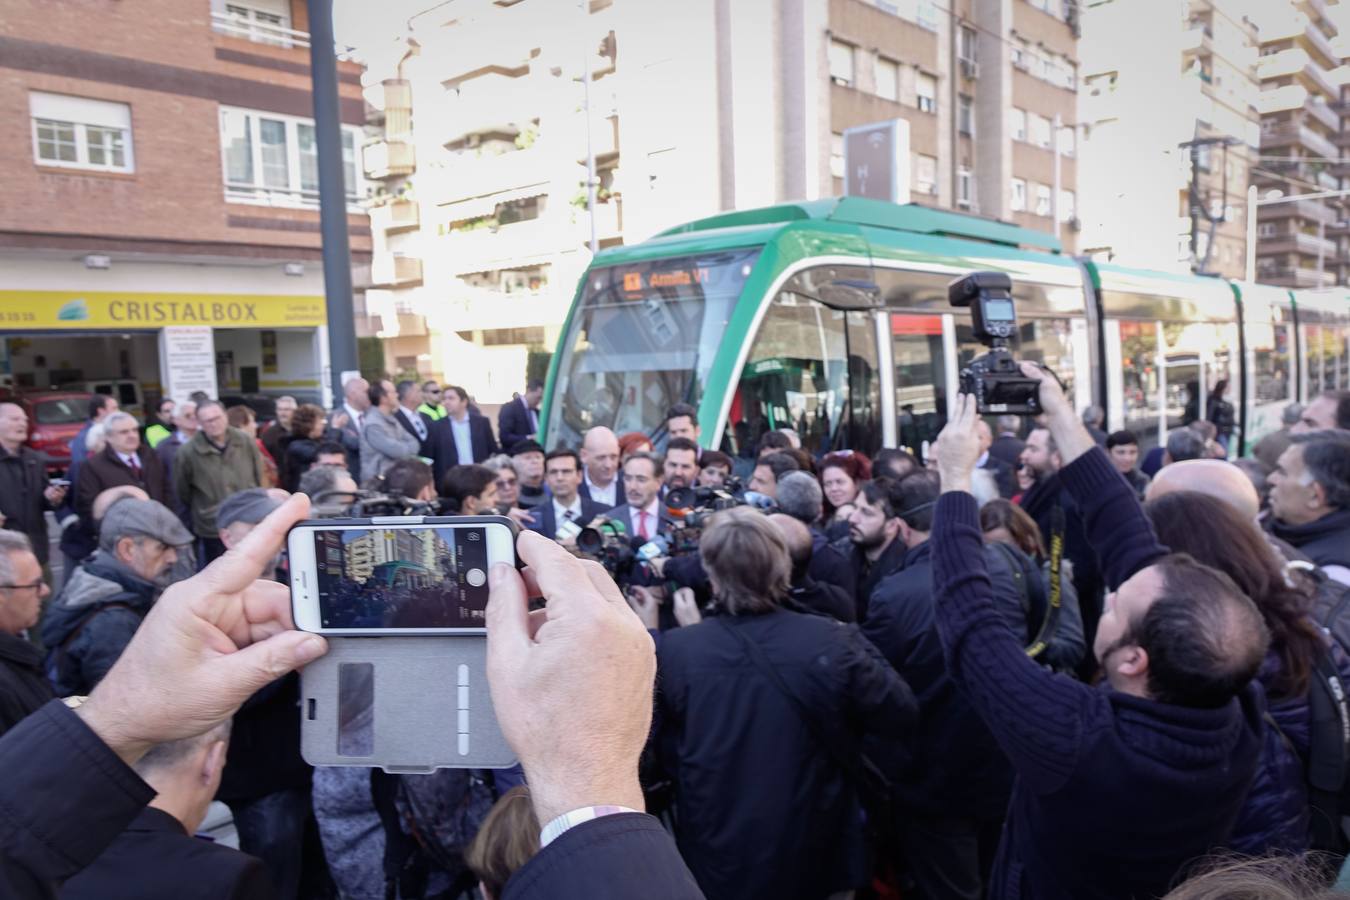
[1067,217,1082,232]
[960,58,979,79]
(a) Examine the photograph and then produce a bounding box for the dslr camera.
[948,271,1041,416]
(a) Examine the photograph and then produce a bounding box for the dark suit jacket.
[502,813,703,899]
[527,497,607,541]
[981,454,1016,499]
[498,396,539,454]
[428,413,500,490]
[604,503,676,541]
[61,807,277,900]
[394,408,435,457]
[989,433,1025,470]
[75,445,169,526]
[332,410,362,473]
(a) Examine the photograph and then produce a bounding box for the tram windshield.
[546,248,761,448]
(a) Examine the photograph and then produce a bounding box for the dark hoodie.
[932,449,1264,900]
[1268,507,1350,573]
[40,552,158,697]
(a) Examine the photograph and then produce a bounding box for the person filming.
[927,364,1268,900]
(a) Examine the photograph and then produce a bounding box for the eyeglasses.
[0,579,44,591]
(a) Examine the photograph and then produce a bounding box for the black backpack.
[1301,571,1350,855]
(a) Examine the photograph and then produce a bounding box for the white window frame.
[959,25,978,64]
[1011,177,1027,212]
[916,72,937,114]
[958,94,975,136]
[914,153,938,196]
[29,92,134,173]
[1009,108,1027,142]
[829,40,856,87]
[876,57,900,102]
[1034,182,1052,216]
[1058,124,1076,156]
[1058,189,1076,223]
[1029,112,1052,149]
[219,105,365,210]
[957,166,973,208]
[830,132,845,179]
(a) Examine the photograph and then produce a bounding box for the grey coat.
[359,408,420,484]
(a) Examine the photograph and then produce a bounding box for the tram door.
[889,312,952,458]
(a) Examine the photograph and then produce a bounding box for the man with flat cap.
[41,497,193,697]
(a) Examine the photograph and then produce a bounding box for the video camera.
[948,272,1041,416]
[575,515,641,579]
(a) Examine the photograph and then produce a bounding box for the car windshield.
[547,248,760,448]
[34,397,87,425]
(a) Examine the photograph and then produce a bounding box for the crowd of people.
[2,373,1350,900]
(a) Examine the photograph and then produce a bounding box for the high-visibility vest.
[146,423,172,448]
[417,403,446,421]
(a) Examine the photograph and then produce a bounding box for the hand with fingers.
[672,587,702,628]
[486,530,655,827]
[626,584,663,630]
[77,492,329,766]
[933,394,984,495]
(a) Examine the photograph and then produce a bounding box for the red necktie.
[128,456,141,479]
[637,511,650,540]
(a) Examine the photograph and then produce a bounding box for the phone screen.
[313,526,490,629]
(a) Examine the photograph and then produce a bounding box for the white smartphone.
[287,516,516,635]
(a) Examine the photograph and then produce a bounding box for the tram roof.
[589,197,1068,270]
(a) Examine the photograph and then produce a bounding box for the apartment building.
[359,0,1079,402]
[1078,0,1261,278]
[0,0,370,408]
[1253,0,1347,288]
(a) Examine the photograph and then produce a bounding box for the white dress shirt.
[344,403,365,432]
[553,495,583,524]
[449,413,473,464]
[399,406,427,442]
[585,473,618,508]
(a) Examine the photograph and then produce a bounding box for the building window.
[959,25,978,64]
[219,106,361,208]
[1035,183,1052,217]
[1058,189,1076,222]
[1009,108,1027,142]
[1058,124,1076,156]
[1029,113,1052,148]
[829,40,856,87]
[957,166,973,208]
[1011,177,1027,212]
[916,73,937,114]
[958,95,975,136]
[831,132,845,179]
[914,153,938,196]
[29,92,134,173]
[220,2,293,46]
[1257,222,1279,238]
[876,57,900,102]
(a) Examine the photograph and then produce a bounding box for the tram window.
[891,313,947,457]
[955,316,1076,403]
[846,311,882,456]
[724,292,849,458]
[1118,320,1161,453]
[1249,322,1292,404]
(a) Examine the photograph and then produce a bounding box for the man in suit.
[75,412,170,529]
[260,396,296,464]
[428,384,499,490]
[578,426,621,509]
[393,380,433,458]
[360,381,421,484]
[499,379,543,452]
[605,451,675,542]
[331,375,368,474]
[975,419,1016,499]
[989,414,1025,470]
[529,448,607,542]
[61,719,277,900]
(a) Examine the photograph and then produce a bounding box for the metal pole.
[582,6,598,255]
[1245,184,1257,282]
[307,0,358,407]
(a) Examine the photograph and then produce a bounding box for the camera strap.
[1024,505,1065,660]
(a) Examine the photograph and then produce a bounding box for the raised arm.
[932,394,1102,795]
[1023,365,1167,589]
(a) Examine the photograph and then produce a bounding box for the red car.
[0,390,94,475]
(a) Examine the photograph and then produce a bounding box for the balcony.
[1261,121,1339,161]
[589,198,622,241]
[211,10,310,49]
[1302,19,1339,68]
[441,218,567,273]
[363,139,416,180]
[1257,264,1334,287]
[1260,198,1342,226]
[1307,99,1341,132]
[369,198,420,233]
[441,73,541,143]
[435,147,558,203]
[370,254,424,287]
[1258,230,1337,258]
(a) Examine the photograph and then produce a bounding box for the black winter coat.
[654,609,916,900]
[1269,507,1350,575]
[862,540,1021,820]
[0,445,51,565]
[0,634,52,738]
